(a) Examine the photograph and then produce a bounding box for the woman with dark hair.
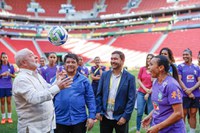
[40,52,62,83]
[0,52,15,124]
[39,57,46,68]
[159,47,175,64]
[159,47,176,76]
[178,48,200,133]
[141,55,185,133]
[136,54,154,133]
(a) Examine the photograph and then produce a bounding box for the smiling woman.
[40,52,62,83]
[177,48,200,133]
[142,55,186,133]
[136,54,154,133]
[0,52,15,124]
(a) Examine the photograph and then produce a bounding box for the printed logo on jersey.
[171,91,177,99]
[171,89,181,99]
[158,92,163,101]
[187,75,194,82]
[153,102,159,111]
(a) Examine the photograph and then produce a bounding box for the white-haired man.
[13,48,72,133]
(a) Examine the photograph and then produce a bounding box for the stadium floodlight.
[27,1,45,17]
[0,0,12,10]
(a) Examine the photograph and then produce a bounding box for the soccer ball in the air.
[48,26,68,46]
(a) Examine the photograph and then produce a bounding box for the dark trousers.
[92,82,99,97]
[54,121,86,133]
[100,116,129,133]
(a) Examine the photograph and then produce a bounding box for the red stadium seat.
[112,33,162,52]
[4,37,40,58]
[0,38,15,63]
[156,29,200,58]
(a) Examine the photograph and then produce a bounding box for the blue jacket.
[96,69,136,121]
[54,72,96,125]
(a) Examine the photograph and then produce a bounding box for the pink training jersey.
[137,66,152,94]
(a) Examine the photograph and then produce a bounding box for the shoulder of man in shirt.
[13,70,31,90]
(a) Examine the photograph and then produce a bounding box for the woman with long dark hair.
[142,55,185,133]
[159,47,177,77]
[0,52,15,124]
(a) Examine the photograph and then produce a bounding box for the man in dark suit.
[96,50,136,133]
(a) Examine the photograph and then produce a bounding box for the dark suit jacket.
[96,69,136,121]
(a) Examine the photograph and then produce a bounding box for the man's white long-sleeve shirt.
[13,68,60,133]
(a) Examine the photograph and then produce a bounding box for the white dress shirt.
[13,68,60,133]
[106,73,122,120]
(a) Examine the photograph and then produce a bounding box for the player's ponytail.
[170,64,179,82]
[155,55,179,82]
[0,52,6,69]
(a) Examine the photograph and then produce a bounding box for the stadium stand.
[94,28,121,33]
[152,23,170,27]
[156,28,200,59]
[36,0,66,17]
[4,37,40,57]
[99,0,128,15]
[69,30,92,34]
[2,28,37,34]
[36,40,70,53]
[131,0,174,12]
[6,0,65,17]
[178,0,200,6]
[174,19,200,26]
[0,38,15,63]
[88,37,112,45]
[112,33,162,52]
[0,0,199,68]
[71,0,95,11]
[5,0,33,16]
[124,24,154,30]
